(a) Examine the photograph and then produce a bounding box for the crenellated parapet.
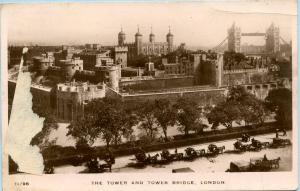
[56,81,106,121]
[223,68,268,74]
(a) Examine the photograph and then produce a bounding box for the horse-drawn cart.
[226,155,281,172]
[270,138,292,148]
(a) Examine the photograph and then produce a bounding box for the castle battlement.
[115,46,128,52]
[57,82,105,93]
[223,68,268,74]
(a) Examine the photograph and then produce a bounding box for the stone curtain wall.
[120,76,194,92]
[122,88,226,106]
[222,69,270,86]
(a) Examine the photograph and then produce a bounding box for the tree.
[137,100,158,141]
[265,88,292,128]
[67,98,137,150]
[154,99,176,141]
[228,86,268,127]
[67,114,99,148]
[91,98,137,148]
[192,118,208,134]
[206,100,242,129]
[206,105,225,130]
[207,86,267,129]
[240,95,268,127]
[173,98,200,136]
[112,103,138,146]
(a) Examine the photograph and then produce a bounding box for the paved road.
[54,131,292,173]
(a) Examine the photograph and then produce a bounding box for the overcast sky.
[4,1,296,48]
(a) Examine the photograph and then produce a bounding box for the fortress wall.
[121,88,226,106]
[222,70,270,86]
[120,76,194,91]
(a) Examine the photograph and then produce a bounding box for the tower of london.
[117,26,174,60]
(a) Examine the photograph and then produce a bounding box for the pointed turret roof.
[150,26,155,37]
[167,26,173,37]
[118,26,125,35]
[135,25,142,36]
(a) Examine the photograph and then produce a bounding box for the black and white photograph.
[2,1,297,190]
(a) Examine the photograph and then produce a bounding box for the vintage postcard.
[1,0,298,190]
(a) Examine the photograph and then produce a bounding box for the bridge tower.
[227,23,241,52]
[265,23,280,53]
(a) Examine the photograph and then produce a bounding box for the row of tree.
[208,86,292,130]
[66,97,203,149]
[207,86,267,129]
[30,86,292,150]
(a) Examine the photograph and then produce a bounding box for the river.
[54,131,292,173]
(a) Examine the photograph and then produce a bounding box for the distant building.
[75,49,113,70]
[121,67,143,77]
[85,43,101,50]
[53,46,79,66]
[162,54,200,77]
[113,46,128,68]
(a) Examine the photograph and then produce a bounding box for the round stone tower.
[108,65,119,91]
[33,56,49,76]
[118,27,126,46]
[135,26,143,55]
[61,60,76,81]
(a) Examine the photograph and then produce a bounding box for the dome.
[119,31,125,36]
[135,31,142,36]
[167,31,173,37]
[149,32,155,43]
[118,27,125,36]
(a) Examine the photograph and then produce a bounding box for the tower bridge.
[213,23,289,54]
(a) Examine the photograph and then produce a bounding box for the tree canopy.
[137,100,158,141]
[154,99,176,141]
[207,86,268,129]
[173,97,201,135]
[265,88,292,128]
[67,98,138,149]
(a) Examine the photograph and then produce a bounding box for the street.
[54,131,292,173]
